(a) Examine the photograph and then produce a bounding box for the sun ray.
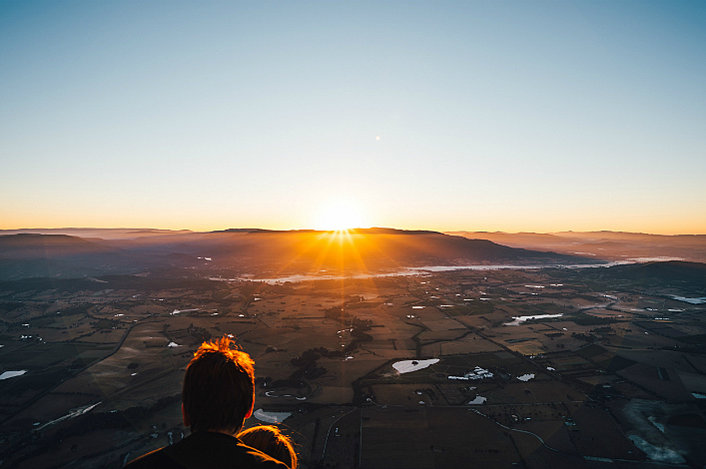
[268,230,337,277]
[308,230,341,274]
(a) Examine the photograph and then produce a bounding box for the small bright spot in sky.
[375,135,381,141]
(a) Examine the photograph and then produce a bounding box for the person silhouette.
[238,425,298,469]
[125,336,290,468]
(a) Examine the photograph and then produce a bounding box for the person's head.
[181,336,255,434]
[238,425,298,469]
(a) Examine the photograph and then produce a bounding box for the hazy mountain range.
[448,230,706,263]
[0,228,602,281]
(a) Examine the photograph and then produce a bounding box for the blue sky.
[1,1,704,233]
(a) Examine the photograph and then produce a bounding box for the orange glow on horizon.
[1,209,705,236]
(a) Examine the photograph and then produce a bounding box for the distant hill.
[0,234,178,281]
[0,228,191,240]
[0,229,597,281]
[447,230,706,263]
[0,233,113,258]
[124,228,597,273]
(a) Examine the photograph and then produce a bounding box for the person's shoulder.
[125,432,289,469]
[236,441,290,468]
[124,446,185,469]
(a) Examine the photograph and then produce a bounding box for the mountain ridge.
[448,230,706,263]
[0,230,599,281]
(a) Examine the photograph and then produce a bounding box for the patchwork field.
[1,266,705,467]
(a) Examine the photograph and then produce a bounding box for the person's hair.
[182,336,255,433]
[238,425,298,469]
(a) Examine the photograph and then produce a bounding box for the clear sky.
[1,1,704,234]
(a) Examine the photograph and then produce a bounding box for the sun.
[313,199,367,231]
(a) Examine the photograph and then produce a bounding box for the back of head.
[238,425,297,469]
[182,336,255,433]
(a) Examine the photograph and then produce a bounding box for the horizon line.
[1,226,705,237]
